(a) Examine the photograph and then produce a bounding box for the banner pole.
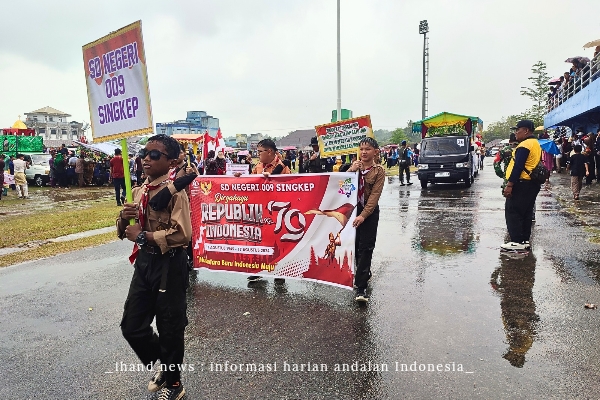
[120,138,135,224]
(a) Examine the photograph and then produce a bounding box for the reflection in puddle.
[490,252,538,368]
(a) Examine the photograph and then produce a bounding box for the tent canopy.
[412,112,483,136]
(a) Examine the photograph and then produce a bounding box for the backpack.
[524,160,550,185]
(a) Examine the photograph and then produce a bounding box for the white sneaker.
[522,241,531,249]
[501,242,527,251]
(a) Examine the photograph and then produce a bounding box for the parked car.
[24,153,51,187]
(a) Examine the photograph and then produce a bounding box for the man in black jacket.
[307,136,327,173]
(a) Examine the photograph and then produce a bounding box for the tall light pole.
[419,20,429,120]
[336,0,342,121]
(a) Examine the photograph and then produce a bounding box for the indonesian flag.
[203,131,214,160]
[305,203,356,231]
[214,128,224,154]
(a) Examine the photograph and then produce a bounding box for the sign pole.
[121,138,133,203]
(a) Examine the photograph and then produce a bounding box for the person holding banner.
[117,134,192,399]
[348,137,385,302]
[245,139,290,282]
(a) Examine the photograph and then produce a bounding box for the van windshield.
[421,137,468,156]
[30,154,51,165]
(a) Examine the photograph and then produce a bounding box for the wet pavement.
[1,160,600,399]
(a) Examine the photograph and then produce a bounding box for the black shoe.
[407,182,413,185]
[148,370,166,392]
[355,288,369,302]
[157,384,185,400]
[400,182,405,186]
[247,276,262,282]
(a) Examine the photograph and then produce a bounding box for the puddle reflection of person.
[490,252,538,368]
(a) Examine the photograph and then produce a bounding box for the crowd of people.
[547,47,600,111]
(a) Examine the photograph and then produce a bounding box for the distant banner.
[82,20,153,143]
[3,172,14,185]
[315,115,373,157]
[190,173,359,289]
[225,163,250,176]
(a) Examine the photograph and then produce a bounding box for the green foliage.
[373,129,392,145]
[482,115,520,143]
[520,61,550,127]
[390,128,408,144]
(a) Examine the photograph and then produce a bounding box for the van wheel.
[420,179,428,189]
[464,175,472,188]
[34,175,44,187]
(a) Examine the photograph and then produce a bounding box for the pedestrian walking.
[13,154,30,199]
[567,144,589,200]
[8,155,15,190]
[117,134,192,400]
[110,148,126,206]
[501,120,542,251]
[398,140,412,186]
[75,154,85,187]
[347,137,385,302]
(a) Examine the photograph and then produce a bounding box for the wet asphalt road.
[2,160,600,399]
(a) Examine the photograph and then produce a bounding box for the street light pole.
[419,20,429,120]
[336,0,342,122]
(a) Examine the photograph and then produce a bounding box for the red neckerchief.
[129,178,170,264]
[357,166,373,206]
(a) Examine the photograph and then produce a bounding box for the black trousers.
[586,155,596,184]
[354,205,379,290]
[505,181,540,243]
[113,177,126,204]
[399,163,410,183]
[121,247,188,385]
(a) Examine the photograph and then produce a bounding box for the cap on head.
[511,120,534,132]
[401,140,407,145]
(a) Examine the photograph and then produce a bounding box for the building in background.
[156,111,220,137]
[247,133,264,151]
[24,106,86,148]
[275,129,315,149]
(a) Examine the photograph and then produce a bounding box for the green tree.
[390,127,408,144]
[482,115,520,143]
[520,61,550,127]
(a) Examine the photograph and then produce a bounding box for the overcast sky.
[0,0,598,138]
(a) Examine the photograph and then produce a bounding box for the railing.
[547,55,600,112]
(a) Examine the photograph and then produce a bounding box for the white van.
[25,153,51,186]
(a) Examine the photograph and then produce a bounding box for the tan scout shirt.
[116,173,192,254]
[360,165,385,219]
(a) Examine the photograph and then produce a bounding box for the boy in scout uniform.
[117,134,192,400]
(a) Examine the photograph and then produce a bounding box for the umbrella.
[535,126,544,131]
[548,77,561,85]
[237,150,249,156]
[583,39,600,49]
[565,56,590,64]
[282,145,297,151]
[538,139,560,155]
[223,146,234,152]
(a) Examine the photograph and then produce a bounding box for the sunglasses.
[138,149,169,160]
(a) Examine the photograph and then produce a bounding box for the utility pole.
[336,0,342,121]
[419,20,429,120]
